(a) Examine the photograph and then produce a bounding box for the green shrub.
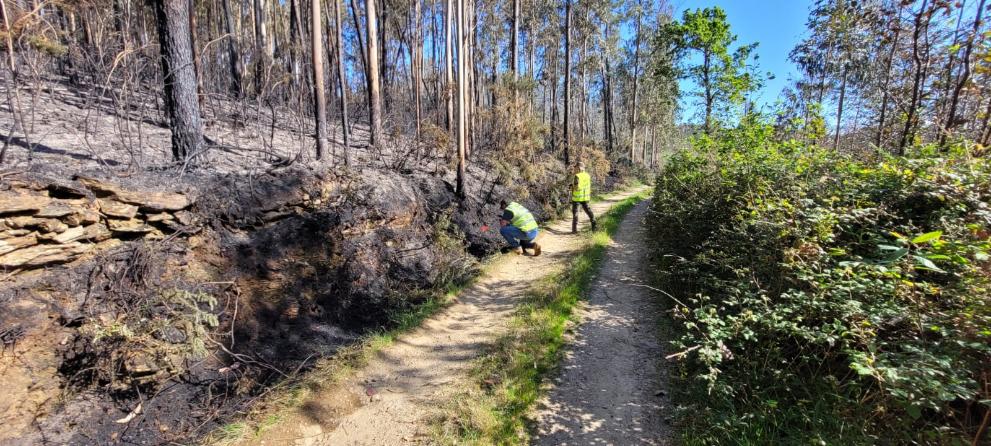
[648,118,991,444]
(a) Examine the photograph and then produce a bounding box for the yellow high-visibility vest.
[506,202,538,232]
[573,171,591,202]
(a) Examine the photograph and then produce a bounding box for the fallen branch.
[665,345,700,361]
[114,402,142,424]
[624,282,689,308]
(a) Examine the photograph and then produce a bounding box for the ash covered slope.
[0,153,603,444]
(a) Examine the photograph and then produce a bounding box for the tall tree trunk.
[511,0,519,76]
[649,125,657,168]
[221,0,243,96]
[630,5,641,161]
[431,0,441,126]
[455,0,466,198]
[289,0,304,89]
[333,0,351,162]
[379,0,388,106]
[527,16,536,112]
[875,4,902,148]
[563,0,571,165]
[312,0,328,159]
[188,0,204,107]
[366,0,383,147]
[602,23,614,155]
[601,60,610,154]
[0,0,26,164]
[153,0,204,161]
[899,0,930,154]
[445,0,454,133]
[579,33,587,141]
[253,0,273,95]
[412,0,422,138]
[550,45,559,153]
[468,1,477,157]
[941,0,985,146]
[833,63,848,151]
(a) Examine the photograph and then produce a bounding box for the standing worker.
[498,200,542,256]
[571,162,597,233]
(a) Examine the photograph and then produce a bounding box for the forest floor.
[533,201,670,445]
[227,186,655,445]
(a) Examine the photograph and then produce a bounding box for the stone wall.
[0,176,195,271]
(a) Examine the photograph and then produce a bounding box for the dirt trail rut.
[535,201,670,445]
[245,187,648,446]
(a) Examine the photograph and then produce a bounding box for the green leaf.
[906,404,922,420]
[911,231,943,245]
[882,248,909,263]
[913,255,945,272]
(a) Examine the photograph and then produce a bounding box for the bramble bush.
[648,117,991,444]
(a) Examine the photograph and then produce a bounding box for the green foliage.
[661,7,761,131]
[648,118,991,444]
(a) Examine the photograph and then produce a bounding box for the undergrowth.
[434,189,651,445]
[648,116,991,444]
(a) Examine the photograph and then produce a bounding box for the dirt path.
[244,187,648,446]
[534,202,671,445]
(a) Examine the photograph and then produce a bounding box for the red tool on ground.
[480,225,490,233]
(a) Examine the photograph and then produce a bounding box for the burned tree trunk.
[312,0,329,159]
[253,0,273,95]
[412,0,422,138]
[563,0,571,165]
[455,0,466,198]
[153,0,204,161]
[366,0,383,147]
[510,0,518,76]
[445,0,454,133]
[220,0,244,96]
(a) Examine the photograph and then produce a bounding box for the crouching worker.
[498,200,542,256]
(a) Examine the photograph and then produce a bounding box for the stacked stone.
[0,176,195,271]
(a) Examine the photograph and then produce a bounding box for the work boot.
[591,221,597,231]
[514,247,524,255]
[532,243,542,256]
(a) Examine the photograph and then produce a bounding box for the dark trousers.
[572,201,596,232]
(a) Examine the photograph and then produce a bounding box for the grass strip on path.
[434,188,652,445]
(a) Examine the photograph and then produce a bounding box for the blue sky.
[671,0,814,119]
